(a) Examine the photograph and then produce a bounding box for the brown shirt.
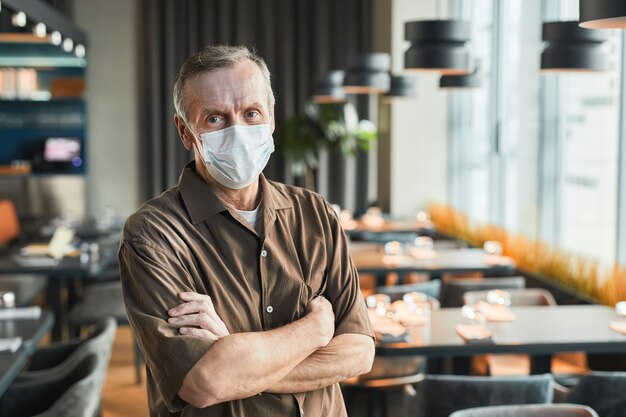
[119,163,374,417]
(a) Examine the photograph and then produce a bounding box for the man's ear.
[270,108,275,134]
[174,115,194,151]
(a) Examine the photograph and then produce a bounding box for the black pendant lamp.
[343,53,391,94]
[440,67,481,89]
[384,74,416,100]
[541,21,609,72]
[404,20,471,75]
[580,0,626,29]
[312,71,345,103]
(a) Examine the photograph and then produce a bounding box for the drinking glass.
[366,294,391,318]
[461,303,485,324]
[486,289,512,307]
[340,209,352,222]
[413,236,434,250]
[383,240,404,255]
[483,240,503,256]
[416,211,429,222]
[615,301,626,316]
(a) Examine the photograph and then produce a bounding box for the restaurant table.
[0,236,119,341]
[375,305,626,374]
[0,310,54,396]
[350,243,516,280]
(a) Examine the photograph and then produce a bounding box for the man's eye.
[208,116,221,123]
[245,111,259,118]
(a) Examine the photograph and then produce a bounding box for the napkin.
[481,254,515,266]
[0,337,22,353]
[382,255,415,266]
[609,321,626,335]
[477,301,516,322]
[371,317,411,343]
[0,306,42,320]
[456,323,494,342]
[407,247,438,260]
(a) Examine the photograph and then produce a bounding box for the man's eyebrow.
[199,107,226,116]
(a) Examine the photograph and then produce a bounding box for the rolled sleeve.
[119,239,211,412]
[323,203,374,339]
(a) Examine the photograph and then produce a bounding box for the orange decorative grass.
[428,203,626,306]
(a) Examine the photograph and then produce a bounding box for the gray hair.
[173,45,275,123]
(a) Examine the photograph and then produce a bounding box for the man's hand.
[167,292,230,341]
[305,296,335,348]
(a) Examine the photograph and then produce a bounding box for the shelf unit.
[0,0,87,176]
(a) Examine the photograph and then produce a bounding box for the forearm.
[266,333,375,394]
[178,314,328,408]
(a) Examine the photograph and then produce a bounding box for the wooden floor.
[102,327,149,417]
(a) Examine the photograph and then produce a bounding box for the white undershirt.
[236,204,261,230]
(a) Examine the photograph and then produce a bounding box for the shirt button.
[266,305,274,313]
[261,250,268,258]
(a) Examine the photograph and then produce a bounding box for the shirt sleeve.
[119,238,211,412]
[322,202,375,339]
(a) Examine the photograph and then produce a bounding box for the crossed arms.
[167,292,375,409]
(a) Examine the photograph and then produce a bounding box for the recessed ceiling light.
[75,44,85,58]
[12,11,27,28]
[51,31,62,46]
[62,38,73,53]
[33,23,47,38]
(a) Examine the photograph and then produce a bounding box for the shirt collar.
[179,162,293,225]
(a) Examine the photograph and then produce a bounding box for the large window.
[449,0,625,266]
[545,0,623,265]
[448,0,494,224]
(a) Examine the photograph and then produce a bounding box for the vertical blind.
[138,0,374,212]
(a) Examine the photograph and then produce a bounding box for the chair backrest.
[414,373,554,417]
[566,372,626,417]
[26,316,117,377]
[440,276,526,308]
[1,353,104,417]
[0,199,20,245]
[375,279,442,301]
[449,404,599,417]
[464,288,557,307]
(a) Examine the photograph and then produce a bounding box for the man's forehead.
[184,62,267,106]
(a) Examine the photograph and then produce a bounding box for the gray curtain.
[138,0,375,212]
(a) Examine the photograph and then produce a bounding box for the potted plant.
[275,101,376,191]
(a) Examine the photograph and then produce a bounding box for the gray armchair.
[20,317,116,380]
[440,276,526,308]
[463,288,557,307]
[450,404,599,417]
[0,353,104,417]
[410,374,554,417]
[565,372,626,417]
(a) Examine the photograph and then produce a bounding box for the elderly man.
[119,45,375,416]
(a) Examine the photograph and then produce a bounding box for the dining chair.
[69,280,144,384]
[564,372,626,417]
[16,317,116,416]
[0,199,20,245]
[449,404,599,417]
[0,353,104,417]
[463,288,556,307]
[18,316,116,380]
[409,373,554,417]
[440,276,526,308]
[374,279,442,301]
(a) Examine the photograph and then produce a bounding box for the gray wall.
[74,0,140,218]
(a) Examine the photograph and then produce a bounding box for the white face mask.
[199,124,275,189]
